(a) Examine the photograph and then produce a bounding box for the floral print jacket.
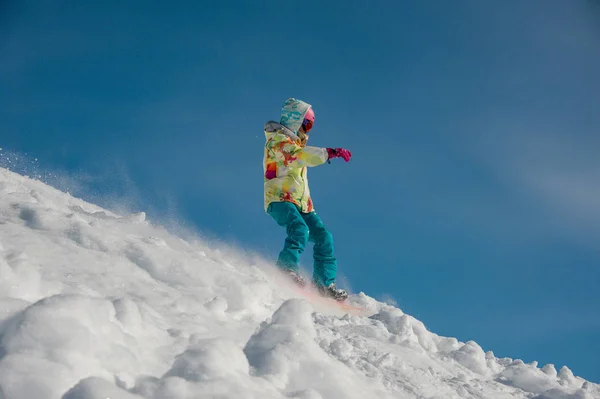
[263,98,328,213]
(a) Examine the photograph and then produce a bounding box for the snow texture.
[0,167,597,399]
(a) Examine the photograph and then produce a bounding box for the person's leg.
[268,202,309,273]
[302,211,337,287]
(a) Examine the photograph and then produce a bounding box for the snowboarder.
[263,97,352,301]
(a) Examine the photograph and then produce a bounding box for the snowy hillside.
[0,167,597,399]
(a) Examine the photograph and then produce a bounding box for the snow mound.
[0,167,598,399]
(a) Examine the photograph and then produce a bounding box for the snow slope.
[0,167,597,399]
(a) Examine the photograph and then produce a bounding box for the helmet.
[304,107,315,123]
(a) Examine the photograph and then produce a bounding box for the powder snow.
[0,167,597,399]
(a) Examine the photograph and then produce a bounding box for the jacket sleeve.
[266,137,328,168]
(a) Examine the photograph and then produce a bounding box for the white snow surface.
[0,167,597,399]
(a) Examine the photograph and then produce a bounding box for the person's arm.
[266,137,328,168]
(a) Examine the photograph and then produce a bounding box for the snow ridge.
[0,167,597,399]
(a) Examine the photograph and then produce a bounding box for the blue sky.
[2,0,600,383]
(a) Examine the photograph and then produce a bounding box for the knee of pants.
[289,221,310,245]
[312,228,333,246]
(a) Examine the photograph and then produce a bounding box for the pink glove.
[327,148,352,162]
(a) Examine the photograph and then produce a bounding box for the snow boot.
[316,282,348,302]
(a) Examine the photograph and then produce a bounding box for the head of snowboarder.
[279,98,315,147]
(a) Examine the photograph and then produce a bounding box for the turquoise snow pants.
[267,201,337,287]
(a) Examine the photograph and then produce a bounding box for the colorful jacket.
[263,98,328,213]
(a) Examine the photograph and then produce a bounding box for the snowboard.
[290,283,367,315]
